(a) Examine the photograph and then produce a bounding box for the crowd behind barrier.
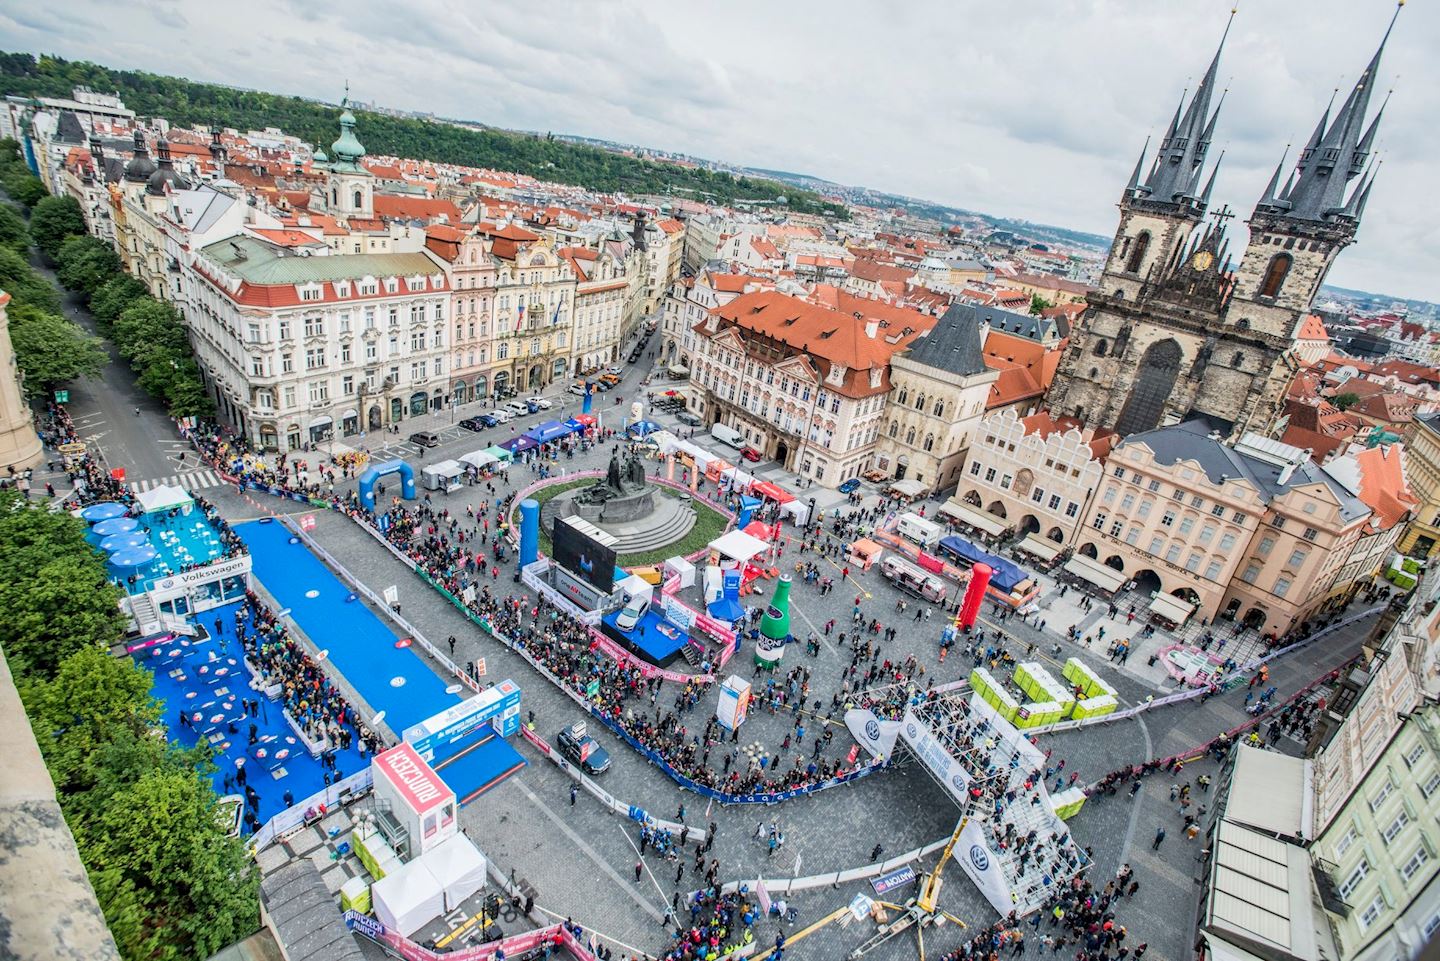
[189,427,901,806]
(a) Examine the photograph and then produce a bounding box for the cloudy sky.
[2,0,1433,299]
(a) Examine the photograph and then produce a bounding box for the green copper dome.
[313,147,328,162]
[330,108,365,166]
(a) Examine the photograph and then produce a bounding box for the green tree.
[0,201,29,250]
[1029,293,1054,316]
[87,767,259,961]
[28,193,86,258]
[55,233,122,296]
[7,302,107,392]
[0,492,125,677]
[1334,392,1361,411]
[88,274,149,328]
[0,243,61,311]
[164,358,216,418]
[2,169,47,206]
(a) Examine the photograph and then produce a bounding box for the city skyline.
[0,0,1432,300]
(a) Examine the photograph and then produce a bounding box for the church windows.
[1093,338,1108,357]
[889,421,899,438]
[1259,254,1291,299]
[1232,352,1244,368]
[906,426,916,444]
[923,434,935,452]
[915,393,926,411]
[353,189,363,210]
[1125,231,1151,274]
[331,188,338,206]
[1089,368,1099,379]
[898,387,908,405]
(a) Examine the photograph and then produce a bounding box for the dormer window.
[385,278,399,294]
[298,284,324,302]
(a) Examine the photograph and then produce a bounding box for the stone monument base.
[543,488,697,555]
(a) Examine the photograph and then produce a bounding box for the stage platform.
[598,607,692,668]
[236,519,461,733]
[432,729,528,806]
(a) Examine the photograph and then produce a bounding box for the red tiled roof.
[248,229,325,248]
[1352,444,1416,529]
[372,194,461,224]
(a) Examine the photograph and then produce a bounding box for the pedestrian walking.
[1152,826,1166,850]
[570,784,578,806]
[634,862,643,882]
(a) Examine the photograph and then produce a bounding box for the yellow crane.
[849,812,971,960]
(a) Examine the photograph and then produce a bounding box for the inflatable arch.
[358,459,417,512]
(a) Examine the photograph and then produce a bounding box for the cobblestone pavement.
[202,354,1385,960]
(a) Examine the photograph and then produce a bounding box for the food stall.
[847,538,884,571]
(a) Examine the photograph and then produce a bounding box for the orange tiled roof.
[248,229,325,248]
[1352,444,1416,529]
[1296,313,1329,341]
[372,194,461,223]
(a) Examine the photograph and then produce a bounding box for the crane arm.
[919,814,969,912]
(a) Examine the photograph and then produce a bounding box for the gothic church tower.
[1045,9,1393,440]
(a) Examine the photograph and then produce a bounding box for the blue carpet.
[139,600,366,829]
[432,731,527,806]
[235,519,460,735]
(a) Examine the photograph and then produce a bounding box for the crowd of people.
[942,872,1147,960]
[38,403,134,508]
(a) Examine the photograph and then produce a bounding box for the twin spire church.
[1045,7,1397,440]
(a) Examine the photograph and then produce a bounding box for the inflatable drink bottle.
[755,575,791,667]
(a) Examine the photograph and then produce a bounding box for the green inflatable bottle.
[755,575,792,667]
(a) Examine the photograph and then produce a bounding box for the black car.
[458,416,487,431]
[556,722,611,774]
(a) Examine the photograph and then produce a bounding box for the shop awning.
[888,478,926,498]
[750,480,794,503]
[1061,555,1127,594]
[1015,533,1061,563]
[1149,592,1195,624]
[938,500,1007,537]
[668,364,689,377]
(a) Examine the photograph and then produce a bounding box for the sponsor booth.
[421,459,465,493]
[371,742,457,857]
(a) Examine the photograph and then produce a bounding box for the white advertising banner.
[899,708,972,804]
[845,708,902,761]
[955,818,1018,917]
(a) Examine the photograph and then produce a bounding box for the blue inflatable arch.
[358,459,416,512]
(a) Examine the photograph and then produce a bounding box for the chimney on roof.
[864,319,879,339]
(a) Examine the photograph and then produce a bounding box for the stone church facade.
[1046,11,1390,441]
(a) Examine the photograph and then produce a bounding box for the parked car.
[838,477,862,494]
[477,413,500,428]
[556,722,610,775]
[598,373,621,386]
[567,383,587,396]
[677,411,702,427]
[408,430,441,448]
[458,416,487,431]
[604,366,625,377]
[490,408,513,423]
[504,401,529,415]
[740,446,762,463]
[526,396,553,410]
[594,380,613,391]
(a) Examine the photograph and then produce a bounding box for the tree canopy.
[29,193,87,258]
[0,200,29,250]
[0,51,846,217]
[7,300,107,393]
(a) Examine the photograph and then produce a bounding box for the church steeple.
[1131,9,1232,215]
[1267,3,1397,225]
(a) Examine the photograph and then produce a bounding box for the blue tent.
[500,435,539,454]
[525,420,573,444]
[627,420,659,437]
[101,531,150,553]
[91,517,140,539]
[936,535,1031,593]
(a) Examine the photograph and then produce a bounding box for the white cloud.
[0,0,1434,298]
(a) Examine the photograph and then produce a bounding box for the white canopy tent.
[371,857,445,936]
[709,529,770,564]
[136,484,194,514]
[645,429,680,452]
[426,834,489,912]
[458,449,499,471]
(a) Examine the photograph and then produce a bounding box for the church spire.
[1282,3,1398,223]
[1124,136,1150,199]
[1258,145,1289,205]
[1136,9,1233,214]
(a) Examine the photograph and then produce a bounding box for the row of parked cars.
[454,396,555,433]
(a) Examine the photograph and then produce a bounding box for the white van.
[710,423,744,450]
[896,511,944,550]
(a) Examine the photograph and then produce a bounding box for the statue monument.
[543,444,698,553]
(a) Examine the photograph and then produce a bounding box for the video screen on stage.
[552,517,617,593]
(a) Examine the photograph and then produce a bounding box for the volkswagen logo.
[865,720,881,740]
[952,773,967,791]
[905,723,918,738]
[969,845,990,872]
